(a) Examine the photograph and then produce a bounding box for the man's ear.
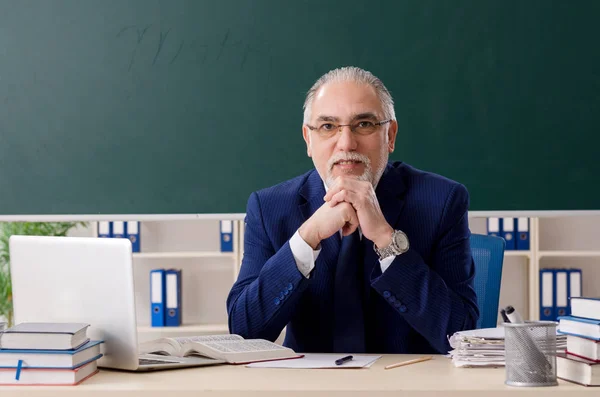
[387,120,398,153]
[302,125,312,157]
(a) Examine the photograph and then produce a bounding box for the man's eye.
[357,121,375,128]
[320,123,335,131]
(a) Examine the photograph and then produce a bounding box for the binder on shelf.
[555,269,569,319]
[501,217,515,250]
[165,269,182,327]
[540,269,555,321]
[220,220,233,252]
[486,217,500,238]
[516,217,530,251]
[97,221,111,238]
[112,221,125,239]
[150,269,166,327]
[126,221,141,252]
[568,268,582,316]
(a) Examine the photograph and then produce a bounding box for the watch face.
[394,232,409,251]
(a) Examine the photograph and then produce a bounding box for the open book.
[138,334,302,364]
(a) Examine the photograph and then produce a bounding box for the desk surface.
[0,354,596,396]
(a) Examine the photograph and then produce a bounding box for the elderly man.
[227,66,479,354]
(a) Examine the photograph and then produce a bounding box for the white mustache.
[327,152,371,172]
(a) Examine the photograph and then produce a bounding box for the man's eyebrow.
[351,112,378,121]
[315,115,339,122]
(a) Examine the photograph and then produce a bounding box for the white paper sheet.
[246,354,381,368]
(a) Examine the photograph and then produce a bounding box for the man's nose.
[335,125,357,151]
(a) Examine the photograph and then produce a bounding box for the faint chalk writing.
[170,40,185,65]
[153,29,171,65]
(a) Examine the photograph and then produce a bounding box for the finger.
[329,189,360,208]
[341,218,359,236]
[324,177,362,201]
[341,207,359,236]
[323,181,344,202]
[324,177,351,201]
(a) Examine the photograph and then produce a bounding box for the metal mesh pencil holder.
[504,321,558,387]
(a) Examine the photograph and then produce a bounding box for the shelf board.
[504,251,531,258]
[133,251,235,259]
[538,251,600,258]
[137,323,229,334]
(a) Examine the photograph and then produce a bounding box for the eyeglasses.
[306,119,392,139]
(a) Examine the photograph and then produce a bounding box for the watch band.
[374,230,409,260]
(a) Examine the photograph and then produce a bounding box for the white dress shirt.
[289,181,397,278]
[290,229,396,278]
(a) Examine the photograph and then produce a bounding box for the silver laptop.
[9,235,224,371]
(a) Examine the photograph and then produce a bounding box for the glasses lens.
[353,121,377,135]
[317,123,337,137]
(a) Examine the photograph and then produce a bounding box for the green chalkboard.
[1,1,599,214]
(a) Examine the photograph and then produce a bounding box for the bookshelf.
[538,251,600,258]
[60,213,600,331]
[469,215,600,324]
[87,219,244,339]
[133,252,236,259]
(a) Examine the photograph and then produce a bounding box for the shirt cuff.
[380,255,396,273]
[289,230,321,278]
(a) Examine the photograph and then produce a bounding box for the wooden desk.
[0,354,595,396]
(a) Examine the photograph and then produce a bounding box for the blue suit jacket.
[227,162,479,354]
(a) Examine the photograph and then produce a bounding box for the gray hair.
[303,66,396,124]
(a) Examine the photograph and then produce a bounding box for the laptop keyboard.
[139,358,179,365]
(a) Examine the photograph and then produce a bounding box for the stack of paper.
[448,327,566,368]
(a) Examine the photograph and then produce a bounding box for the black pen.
[335,355,353,366]
[500,308,511,323]
[504,305,524,324]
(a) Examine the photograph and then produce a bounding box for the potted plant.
[0,222,87,326]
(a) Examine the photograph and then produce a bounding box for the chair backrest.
[470,233,506,329]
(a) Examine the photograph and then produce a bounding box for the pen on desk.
[384,356,432,370]
[335,355,353,366]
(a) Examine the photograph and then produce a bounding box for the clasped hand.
[299,177,393,249]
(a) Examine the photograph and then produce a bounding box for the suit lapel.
[298,171,341,273]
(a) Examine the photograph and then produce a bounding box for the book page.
[173,334,243,344]
[185,339,297,363]
[199,339,290,353]
[139,337,183,356]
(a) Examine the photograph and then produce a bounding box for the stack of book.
[557,297,600,386]
[448,326,567,368]
[0,322,103,385]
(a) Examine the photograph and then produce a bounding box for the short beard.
[325,152,374,188]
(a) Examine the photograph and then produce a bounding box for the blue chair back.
[470,233,506,329]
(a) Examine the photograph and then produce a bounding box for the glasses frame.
[306,119,392,137]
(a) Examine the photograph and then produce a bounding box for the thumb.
[341,210,359,236]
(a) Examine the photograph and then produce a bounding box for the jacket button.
[393,301,402,308]
[383,291,391,298]
[284,289,289,295]
[389,296,396,303]
[274,298,280,305]
[279,292,285,300]
[398,305,407,313]
[288,283,293,291]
